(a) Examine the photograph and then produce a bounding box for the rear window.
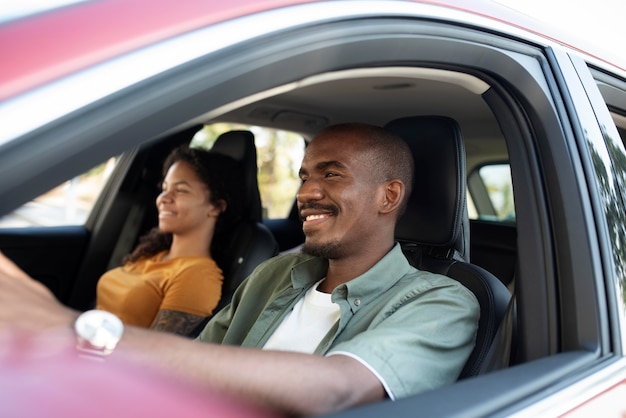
[467,163,515,222]
[191,123,305,219]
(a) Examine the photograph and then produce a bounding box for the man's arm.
[0,252,384,416]
[120,327,385,415]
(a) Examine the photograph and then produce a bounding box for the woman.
[96,146,244,336]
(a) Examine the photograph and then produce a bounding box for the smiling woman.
[95,147,245,336]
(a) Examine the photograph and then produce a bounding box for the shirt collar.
[290,243,414,307]
[332,243,414,309]
[291,256,329,289]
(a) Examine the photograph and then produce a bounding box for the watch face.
[74,310,124,354]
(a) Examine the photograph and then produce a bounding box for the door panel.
[470,219,517,289]
[0,226,89,303]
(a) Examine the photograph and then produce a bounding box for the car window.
[190,123,305,220]
[0,158,118,227]
[467,163,515,222]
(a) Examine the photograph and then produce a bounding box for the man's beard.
[301,239,344,259]
[298,202,343,259]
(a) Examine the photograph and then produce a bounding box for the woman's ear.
[379,180,404,214]
[209,199,227,217]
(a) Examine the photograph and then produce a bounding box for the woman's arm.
[151,309,207,336]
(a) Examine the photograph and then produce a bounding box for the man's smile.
[302,212,333,231]
[299,203,339,223]
[305,213,331,222]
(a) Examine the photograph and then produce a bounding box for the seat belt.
[479,293,517,374]
[106,200,147,269]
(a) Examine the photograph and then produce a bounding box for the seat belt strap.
[479,294,516,374]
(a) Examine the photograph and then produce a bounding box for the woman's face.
[156,161,222,236]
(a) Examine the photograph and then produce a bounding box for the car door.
[2,1,626,416]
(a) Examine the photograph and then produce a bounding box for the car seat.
[209,130,279,312]
[385,115,513,378]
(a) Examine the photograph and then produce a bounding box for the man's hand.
[0,251,78,332]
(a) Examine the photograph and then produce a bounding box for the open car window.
[0,157,118,227]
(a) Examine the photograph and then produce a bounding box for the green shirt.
[198,243,479,399]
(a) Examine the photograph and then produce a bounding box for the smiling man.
[0,123,479,416]
[298,123,413,265]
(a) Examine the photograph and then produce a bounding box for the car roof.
[0,0,317,101]
[2,0,623,104]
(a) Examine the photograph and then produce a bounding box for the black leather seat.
[209,130,279,313]
[385,116,513,378]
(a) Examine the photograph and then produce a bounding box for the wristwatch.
[74,309,124,358]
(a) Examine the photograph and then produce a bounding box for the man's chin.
[301,240,343,259]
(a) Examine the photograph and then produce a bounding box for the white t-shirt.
[261,279,394,398]
[262,280,340,354]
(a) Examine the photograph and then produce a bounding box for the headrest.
[385,116,469,261]
[211,130,262,222]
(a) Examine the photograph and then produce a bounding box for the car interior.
[1,68,521,362]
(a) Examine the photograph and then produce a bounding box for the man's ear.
[379,180,405,214]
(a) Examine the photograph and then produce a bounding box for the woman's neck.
[166,232,213,260]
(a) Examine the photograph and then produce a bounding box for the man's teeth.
[306,214,327,221]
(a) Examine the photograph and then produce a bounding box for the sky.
[493,0,626,69]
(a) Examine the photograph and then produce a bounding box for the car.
[2,0,626,416]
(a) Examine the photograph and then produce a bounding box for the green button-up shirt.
[198,243,479,399]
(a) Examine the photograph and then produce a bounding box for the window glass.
[190,123,305,219]
[0,158,118,227]
[468,163,515,222]
[593,72,626,347]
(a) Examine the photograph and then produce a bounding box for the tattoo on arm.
[151,309,207,337]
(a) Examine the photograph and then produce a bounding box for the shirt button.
[354,298,361,306]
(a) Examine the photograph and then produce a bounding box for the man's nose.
[296,179,323,203]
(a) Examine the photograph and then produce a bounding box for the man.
[0,123,479,416]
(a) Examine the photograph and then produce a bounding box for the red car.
[1,0,626,416]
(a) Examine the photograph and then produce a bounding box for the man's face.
[297,132,384,259]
